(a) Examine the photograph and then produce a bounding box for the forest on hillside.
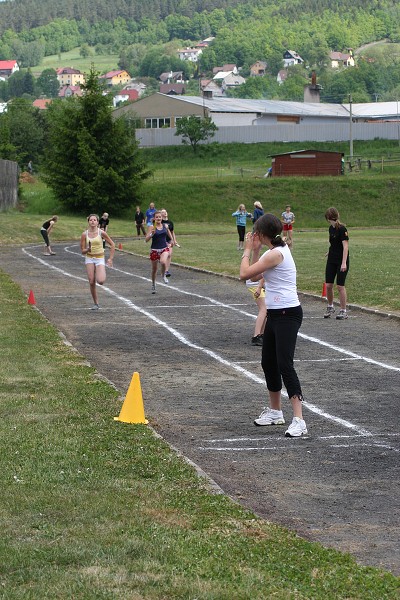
[1,0,400,104]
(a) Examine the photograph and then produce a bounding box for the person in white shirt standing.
[239,213,307,437]
[281,205,295,248]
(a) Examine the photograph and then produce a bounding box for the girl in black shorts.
[323,207,349,320]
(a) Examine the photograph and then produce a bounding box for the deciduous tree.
[175,115,218,152]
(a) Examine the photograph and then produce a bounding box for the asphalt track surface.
[1,242,399,575]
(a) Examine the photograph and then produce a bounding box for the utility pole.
[349,93,353,158]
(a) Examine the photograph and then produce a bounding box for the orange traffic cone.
[321,283,327,299]
[114,372,148,424]
[28,290,36,305]
[118,242,123,250]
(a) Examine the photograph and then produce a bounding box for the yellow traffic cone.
[114,372,148,424]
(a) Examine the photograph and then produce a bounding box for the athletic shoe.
[49,252,56,255]
[323,306,335,318]
[90,304,100,310]
[254,407,285,426]
[165,271,171,277]
[251,334,263,346]
[336,309,348,320]
[163,275,168,284]
[285,417,308,437]
[151,284,156,294]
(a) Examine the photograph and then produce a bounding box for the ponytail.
[254,214,286,247]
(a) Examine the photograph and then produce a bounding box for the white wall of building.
[135,122,398,147]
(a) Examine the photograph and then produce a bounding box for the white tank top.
[262,244,300,309]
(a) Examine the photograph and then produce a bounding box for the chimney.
[304,70,322,103]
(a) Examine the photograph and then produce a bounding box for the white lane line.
[199,442,399,452]
[22,247,397,443]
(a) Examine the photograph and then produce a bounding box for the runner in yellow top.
[80,213,115,310]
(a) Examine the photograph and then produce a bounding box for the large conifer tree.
[42,65,149,214]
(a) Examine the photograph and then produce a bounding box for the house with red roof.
[58,85,83,98]
[113,89,139,107]
[0,60,19,79]
[329,51,355,68]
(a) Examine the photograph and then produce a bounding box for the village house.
[213,64,238,76]
[177,47,202,62]
[123,81,147,96]
[277,69,288,85]
[250,61,267,76]
[329,50,355,68]
[113,89,139,108]
[99,69,131,86]
[56,67,85,86]
[32,98,52,110]
[196,36,215,48]
[159,71,184,84]
[0,60,19,79]
[200,79,224,98]
[220,73,246,93]
[283,50,304,67]
[58,84,83,98]
[159,83,186,95]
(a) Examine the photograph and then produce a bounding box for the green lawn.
[33,47,120,76]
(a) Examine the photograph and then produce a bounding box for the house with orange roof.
[32,98,52,110]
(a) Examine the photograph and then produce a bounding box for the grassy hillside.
[32,48,120,77]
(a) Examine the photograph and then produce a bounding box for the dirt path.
[1,242,399,575]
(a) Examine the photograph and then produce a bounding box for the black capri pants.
[237,225,245,242]
[261,305,303,400]
[40,228,49,246]
[325,258,349,287]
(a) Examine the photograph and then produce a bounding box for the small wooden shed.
[271,149,343,177]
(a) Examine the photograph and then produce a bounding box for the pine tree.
[42,65,149,214]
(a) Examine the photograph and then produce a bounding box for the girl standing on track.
[40,215,58,255]
[80,214,115,310]
[324,207,349,320]
[281,205,295,248]
[145,210,173,293]
[239,213,307,438]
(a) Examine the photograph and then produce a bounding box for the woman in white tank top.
[239,213,307,438]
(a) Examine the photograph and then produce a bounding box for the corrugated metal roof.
[343,101,400,119]
[157,94,400,120]
[161,95,348,117]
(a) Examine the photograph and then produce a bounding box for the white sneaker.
[163,275,168,284]
[254,408,285,426]
[285,417,307,437]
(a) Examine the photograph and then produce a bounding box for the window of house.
[145,117,171,128]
